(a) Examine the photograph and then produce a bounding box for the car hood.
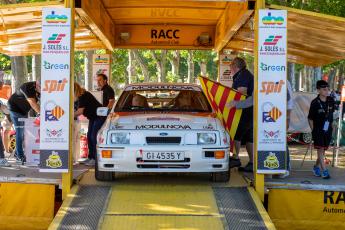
[107,112,219,131]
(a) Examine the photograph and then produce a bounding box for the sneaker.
[313,166,321,177]
[0,158,11,167]
[85,159,95,166]
[239,162,253,172]
[229,157,242,168]
[80,159,90,164]
[322,169,330,179]
[15,155,24,163]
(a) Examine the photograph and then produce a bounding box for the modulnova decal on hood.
[108,114,218,130]
[136,124,191,130]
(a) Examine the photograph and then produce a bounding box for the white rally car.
[96,83,230,182]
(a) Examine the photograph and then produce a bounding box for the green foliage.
[0,54,11,72]
[74,51,85,83]
[111,49,128,85]
[166,71,178,83]
[266,0,345,17]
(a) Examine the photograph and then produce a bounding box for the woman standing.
[74,83,103,166]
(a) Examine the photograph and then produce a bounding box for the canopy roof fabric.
[0,1,345,66]
[0,1,104,56]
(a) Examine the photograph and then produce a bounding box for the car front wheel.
[95,155,115,181]
[211,168,230,182]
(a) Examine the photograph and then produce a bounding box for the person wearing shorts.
[308,80,335,179]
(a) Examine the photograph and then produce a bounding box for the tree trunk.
[187,50,194,83]
[11,56,28,91]
[133,49,149,82]
[84,50,93,90]
[199,61,207,76]
[313,67,322,90]
[127,50,136,84]
[32,55,41,82]
[152,50,167,82]
[339,64,345,91]
[170,50,180,79]
[161,50,167,82]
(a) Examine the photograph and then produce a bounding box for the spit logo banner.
[92,54,110,90]
[269,189,345,230]
[257,10,287,174]
[40,8,71,173]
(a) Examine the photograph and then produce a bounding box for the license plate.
[142,151,184,161]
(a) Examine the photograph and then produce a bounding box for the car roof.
[124,82,202,91]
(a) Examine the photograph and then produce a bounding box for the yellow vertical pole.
[254,0,265,202]
[62,0,75,200]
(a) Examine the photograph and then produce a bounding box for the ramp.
[50,172,275,230]
[57,186,111,230]
[214,187,271,230]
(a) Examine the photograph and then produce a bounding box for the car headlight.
[197,133,216,144]
[111,133,130,144]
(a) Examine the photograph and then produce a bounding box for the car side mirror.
[97,107,109,117]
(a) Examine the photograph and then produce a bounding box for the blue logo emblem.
[159,132,168,136]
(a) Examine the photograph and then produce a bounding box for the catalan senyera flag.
[198,76,246,150]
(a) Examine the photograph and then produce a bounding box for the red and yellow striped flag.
[198,76,246,147]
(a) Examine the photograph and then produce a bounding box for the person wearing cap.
[7,81,40,163]
[308,80,335,179]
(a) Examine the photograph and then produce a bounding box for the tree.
[150,50,167,82]
[0,54,11,72]
[84,50,93,90]
[74,51,85,85]
[11,56,28,90]
[167,50,180,79]
[127,50,135,84]
[31,55,41,81]
[181,50,195,83]
[132,49,150,82]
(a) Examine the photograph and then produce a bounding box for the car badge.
[159,132,168,136]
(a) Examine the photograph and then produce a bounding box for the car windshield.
[114,85,212,112]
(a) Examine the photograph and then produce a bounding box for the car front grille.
[146,136,181,145]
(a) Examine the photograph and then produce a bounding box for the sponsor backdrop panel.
[269,189,345,230]
[92,54,110,90]
[40,8,71,172]
[257,151,286,173]
[219,53,234,87]
[257,10,287,173]
[40,150,69,172]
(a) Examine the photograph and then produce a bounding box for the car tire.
[95,154,115,181]
[211,168,230,182]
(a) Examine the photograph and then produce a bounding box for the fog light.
[215,151,225,159]
[102,150,112,158]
